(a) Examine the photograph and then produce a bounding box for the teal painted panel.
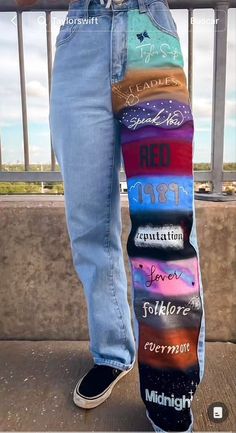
[127,10,184,69]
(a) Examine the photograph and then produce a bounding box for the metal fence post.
[45,11,56,171]
[211,0,229,193]
[17,12,30,171]
[17,12,29,171]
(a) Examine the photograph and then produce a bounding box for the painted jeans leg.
[112,1,205,431]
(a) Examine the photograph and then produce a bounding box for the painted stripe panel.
[134,295,202,330]
[139,323,200,370]
[121,122,194,145]
[130,256,199,297]
[122,137,193,177]
[119,99,193,131]
[128,175,193,213]
[127,10,184,69]
[112,67,190,114]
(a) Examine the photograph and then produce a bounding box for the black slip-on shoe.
[73,363,133,409]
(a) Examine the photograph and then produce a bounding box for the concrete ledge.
[0,340,235,432]
[0,195,236,341]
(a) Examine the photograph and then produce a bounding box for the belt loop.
[137,0,148,13]
[84,0,91,19]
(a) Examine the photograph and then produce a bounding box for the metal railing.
[0,0,236,194]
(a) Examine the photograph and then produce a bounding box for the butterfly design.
[136,30,150,43]
[187,296,201,311]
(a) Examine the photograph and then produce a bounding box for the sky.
[0,7,235,165]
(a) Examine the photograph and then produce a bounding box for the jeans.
[49,0,205,431]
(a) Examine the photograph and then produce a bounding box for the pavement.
[0,341,235,432]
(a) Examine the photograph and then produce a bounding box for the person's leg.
[49,0,135,371]
[112,0,205,430]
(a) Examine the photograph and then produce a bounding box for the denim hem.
[146,409,193,433]
[93,357,136,371]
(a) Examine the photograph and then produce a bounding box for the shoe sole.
[73,364,134,409]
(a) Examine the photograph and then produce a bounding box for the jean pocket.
[55,22,80,48]
[146,0,179,39]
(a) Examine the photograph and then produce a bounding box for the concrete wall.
[0,196,235,342]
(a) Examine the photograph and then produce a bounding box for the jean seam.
[192,204,206,383]
[189,202,205,387]
[56,23,80,48]
[104,124,128,351]
[145,6,180,40]
[93,357,134,371]
[128,257,139,349]
[111,11,128,85]
[185,105,205,390]
[146,408,194,432]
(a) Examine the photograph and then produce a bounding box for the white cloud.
[226,118,236,127]
[225,99,236,116]
[27,80,48,98]
[30,144,42,157]
[193,98,213,118]
[195,127,211,132]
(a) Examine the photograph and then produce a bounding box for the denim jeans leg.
[49,5,136,371]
